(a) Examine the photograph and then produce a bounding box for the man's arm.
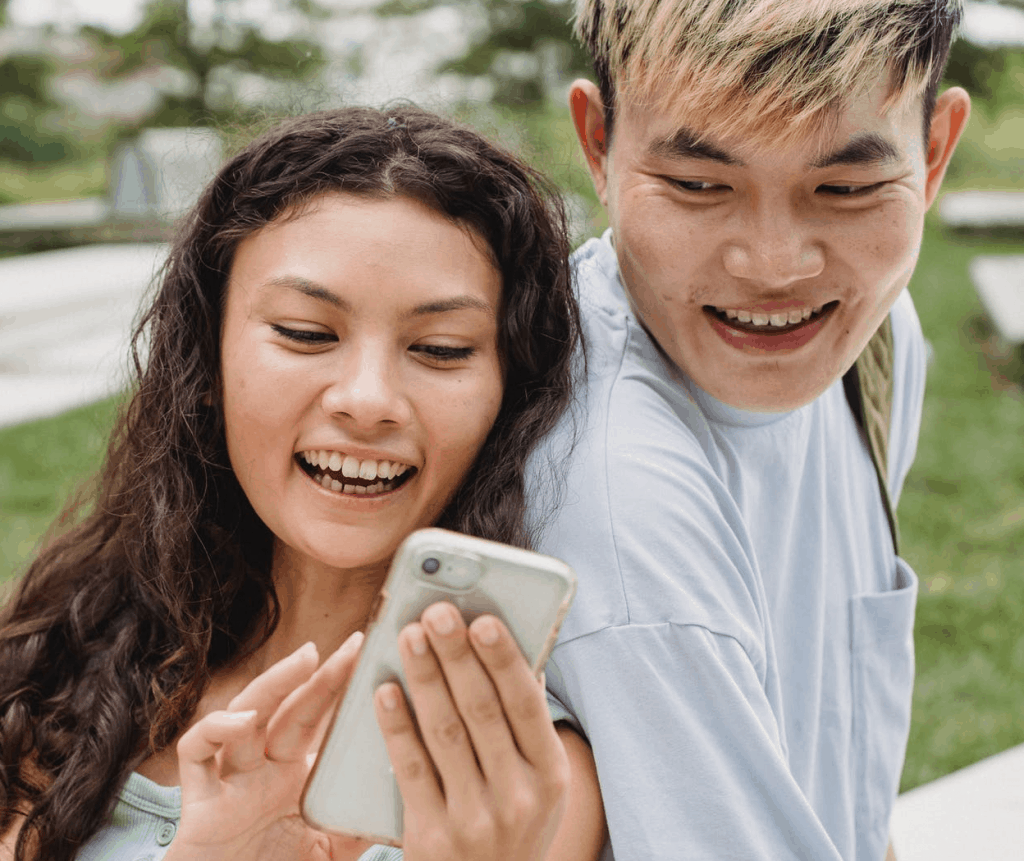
[547,623,846,861]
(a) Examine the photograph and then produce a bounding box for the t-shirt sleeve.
[887,288,928,505]
[546,624,846,861]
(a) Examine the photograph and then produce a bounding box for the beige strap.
[842,317,900,555]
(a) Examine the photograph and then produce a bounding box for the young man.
[527,1,970,859]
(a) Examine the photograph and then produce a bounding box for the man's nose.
[722,204,825,287]
[320,345,411,429]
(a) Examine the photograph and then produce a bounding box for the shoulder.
[529,337,768,663]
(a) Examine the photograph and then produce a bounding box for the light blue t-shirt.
[528,233,926,861]
[76,771,403,861]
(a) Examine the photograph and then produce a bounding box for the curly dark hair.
[0,105,580,861]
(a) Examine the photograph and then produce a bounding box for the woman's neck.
[257,543,388,672]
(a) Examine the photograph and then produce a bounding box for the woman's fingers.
[418,603,521,783]
[396,619,486,805]
[228,641,320,726]
[177,709,259,799]
[266,631,364,762]
[374,681,446,818]
[466,613,567,776]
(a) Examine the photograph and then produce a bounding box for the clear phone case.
[301,527,577,846]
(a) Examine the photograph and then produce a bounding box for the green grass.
[899,226,1024,791]
[0,157,108,205]
[0,396,125,584]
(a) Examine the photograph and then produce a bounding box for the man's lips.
[705,301,839,352]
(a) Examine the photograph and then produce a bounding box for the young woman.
[0,107,605,861]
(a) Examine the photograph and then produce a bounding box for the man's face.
[572,79,968,412]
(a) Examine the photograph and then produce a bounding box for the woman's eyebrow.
[268,275,350,310]
[406,296,495,318]
[262,277,492,317]
[809,133,901,169]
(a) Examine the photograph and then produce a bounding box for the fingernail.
[342,630,364,655]
[407,626,428,655]
[473,616,499,645]
[426,604,456,635]
[227,709,258,723]
[379,685,399,711]
[296,641,318,661]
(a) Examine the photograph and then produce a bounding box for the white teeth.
[788,309,804,324]
[319,450,329,469]
[379,461,392,479]
[769,313,788,327]
[752,313,769,326]
[344,484,356,493]
[359,459,378,480]
[736,310,752,323]
[330,479,342,492]
[395,464,408,477]
[328,452,343,472]
[802,308,812,320]
[725,309,739,319]
[342,455,360,478]
[812,305,823,314]
[355,485,367,494]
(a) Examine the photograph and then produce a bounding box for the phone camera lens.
[422,557,441,575]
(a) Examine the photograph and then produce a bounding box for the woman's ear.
[569,80,610,206]
[923,86,971,208]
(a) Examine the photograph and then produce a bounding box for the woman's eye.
[818,182,884,196]
[271,324,336,344]
[411,344,475,363]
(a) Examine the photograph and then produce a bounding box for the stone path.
[0,243,169,428]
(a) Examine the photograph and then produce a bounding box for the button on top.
[156,821,176,846]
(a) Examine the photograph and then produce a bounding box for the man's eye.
[271,324,336,344]
[818,183,884,196]
[411,345,475,362]
[671,179,727,193]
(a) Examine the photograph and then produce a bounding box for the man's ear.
[923,86,970,208]
[569,79,610,205]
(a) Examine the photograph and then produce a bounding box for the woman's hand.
[376,603,571,861]
[168,632,367,861]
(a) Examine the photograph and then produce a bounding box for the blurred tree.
[0,53,79,163]
[378,0,590,105]
[81,0,329,127]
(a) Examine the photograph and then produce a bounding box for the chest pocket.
[849,557,917,861]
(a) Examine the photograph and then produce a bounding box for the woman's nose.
[722,207,825,287]
[320,346,411,429]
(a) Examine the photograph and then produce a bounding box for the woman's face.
[219,192,504,577]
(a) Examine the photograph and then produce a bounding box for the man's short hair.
[575,0,962,145]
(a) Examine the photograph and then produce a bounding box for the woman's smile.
[296,450,416,497]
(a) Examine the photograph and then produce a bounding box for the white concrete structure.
[0,243,169,428]
[970,255,1024,344]
[891,743,1024,861]
[939,191,1024,231]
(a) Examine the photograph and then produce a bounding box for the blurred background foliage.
[0,0,1022,794]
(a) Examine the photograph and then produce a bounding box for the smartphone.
[301,527,576,846]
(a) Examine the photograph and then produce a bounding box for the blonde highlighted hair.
[575,0,962,144]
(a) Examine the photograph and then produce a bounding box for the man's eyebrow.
[810,133,902,169]
[648,128,744,166]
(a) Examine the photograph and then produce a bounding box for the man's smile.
[704,301,839,353]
